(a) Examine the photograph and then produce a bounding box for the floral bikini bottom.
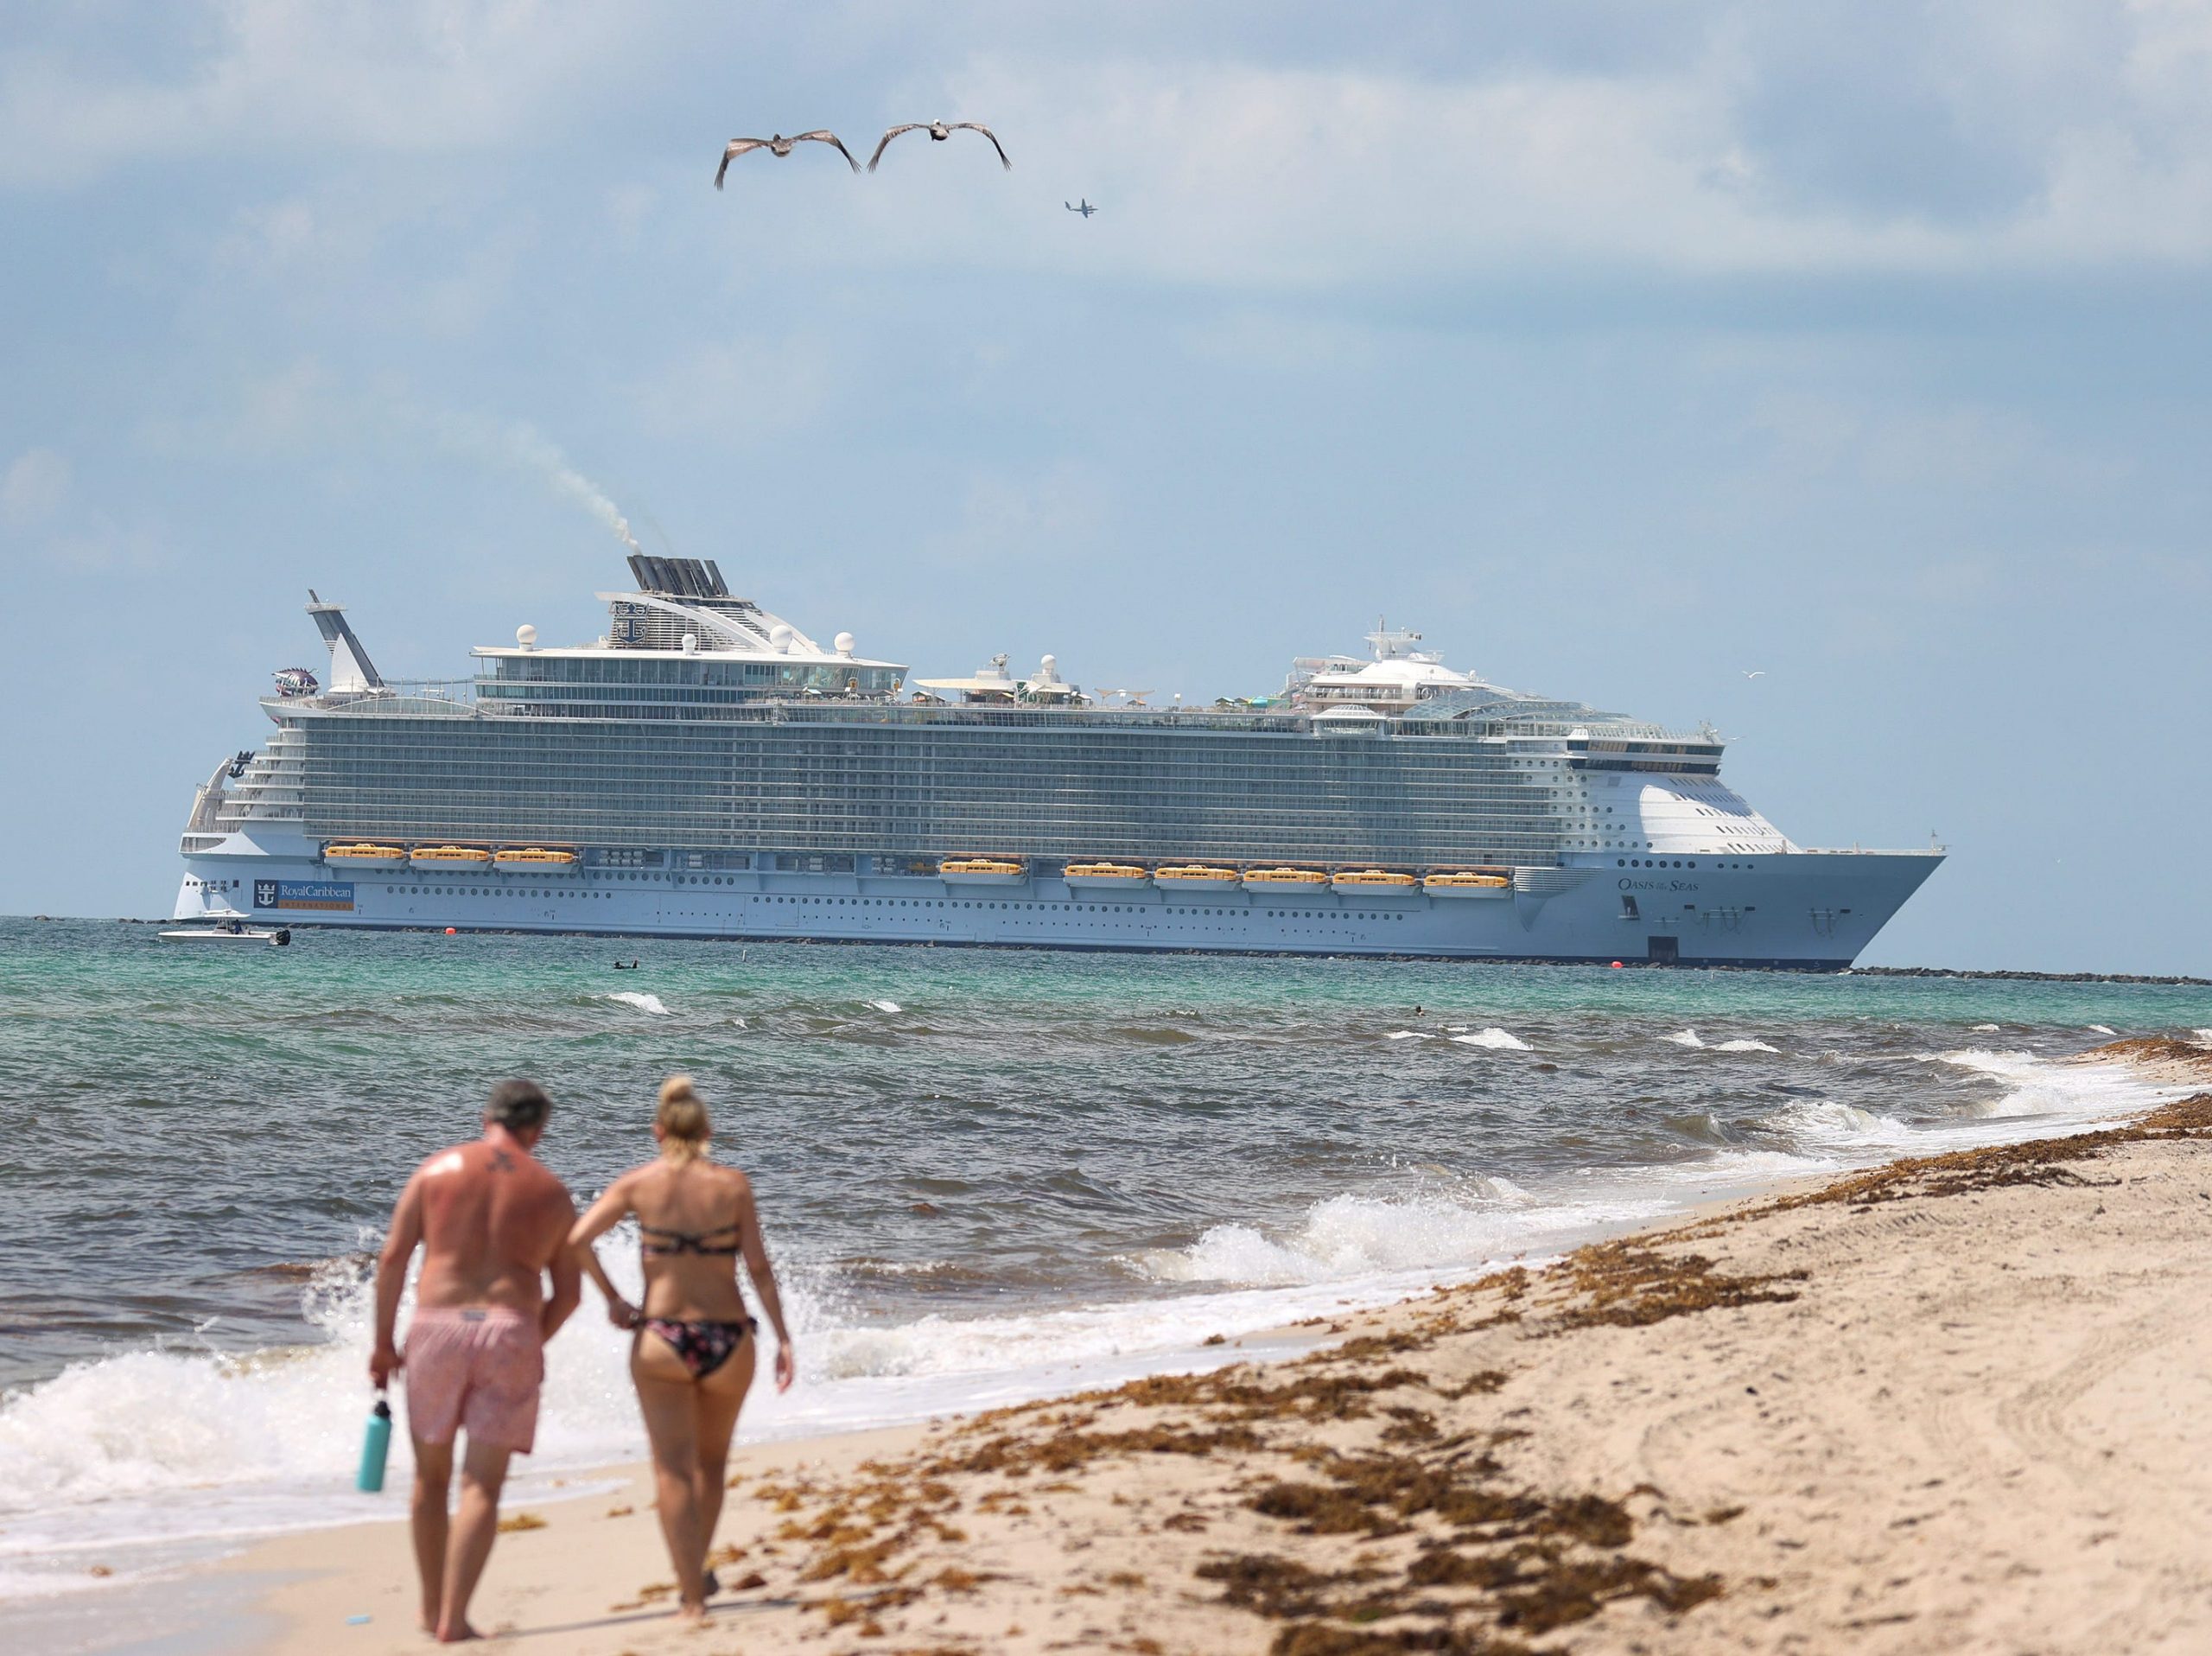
[641,1315,757,1379]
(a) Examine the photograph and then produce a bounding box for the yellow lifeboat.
[1154,863,1241,892]
[493,847,580,873]
[322,843,408,869]
[1242,866,1329,890]
[940,857,1027,886]
[1424,870,1513,898]
[1065,862,1150,889]
[410,845,493,868]
[1332,869,1419,893]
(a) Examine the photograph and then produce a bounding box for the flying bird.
[1065,198,1098,218]
[715,131,860,188]
[868,120,1011,172]
[1741,670,1766,678]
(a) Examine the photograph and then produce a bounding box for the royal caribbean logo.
[254,878,354,912]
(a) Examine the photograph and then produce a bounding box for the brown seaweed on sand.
[1770,1091,2212,1210]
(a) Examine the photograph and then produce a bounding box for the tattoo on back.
[492,1150,516,1171]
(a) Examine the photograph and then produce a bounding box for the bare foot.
[435,1621,481,1642]
[676,1599,709,1627]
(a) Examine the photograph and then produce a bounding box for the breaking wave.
[1450,1029,1531,1051]
[1137,1187,1623,1288]
[605,990,671,1016]
[1914,1048,2183,1120]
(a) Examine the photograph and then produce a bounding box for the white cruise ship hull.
[176,833,1940,969]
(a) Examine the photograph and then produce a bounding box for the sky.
[1,0,2207,972]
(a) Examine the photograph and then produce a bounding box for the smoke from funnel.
[503,424,643,556]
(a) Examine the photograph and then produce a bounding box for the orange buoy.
[1610,959,1623,968]
[445,927,458,935]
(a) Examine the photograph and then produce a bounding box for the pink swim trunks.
[404,1307,544,1453]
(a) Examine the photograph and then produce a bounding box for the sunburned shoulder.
[417,1142,480,1179]
[417,1141,564,1192]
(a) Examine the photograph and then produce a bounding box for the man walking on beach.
[371,1080,582,1643]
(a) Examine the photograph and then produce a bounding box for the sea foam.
[1139,1188,1621,1288]
[1450,1029,1531,1051]
[2,1039,2190,1602]
[1759,1099,1915,1150]
[0,1224,1514,1598]
[1914,1048,2183,1121]
[606,990,671,1016]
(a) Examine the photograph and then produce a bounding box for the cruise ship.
[173,557,1941,966]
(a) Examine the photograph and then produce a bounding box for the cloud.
[0,0,630,188]
[0,447,162,570]
[626,334,840,437]
[2,446,71,524]
[727,10,2212,288]
[20,3,2212,289]
[46,519,164,572]
[1743,390,2126,494]
[920,460,1112,569]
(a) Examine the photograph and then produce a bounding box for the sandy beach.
[71,1036,2188,1654]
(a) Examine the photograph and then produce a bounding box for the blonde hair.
[656,1074,710,1163]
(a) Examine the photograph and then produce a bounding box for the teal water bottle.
[356,1390,392,1493]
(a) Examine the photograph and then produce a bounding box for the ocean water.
[2,916,2208,1600]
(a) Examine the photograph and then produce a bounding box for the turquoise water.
[2,915,2207,1592]
[3,916,2206,1387]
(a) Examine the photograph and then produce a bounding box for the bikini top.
[638,1220,742,1258]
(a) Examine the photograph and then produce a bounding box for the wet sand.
[118,1041,2212,1652]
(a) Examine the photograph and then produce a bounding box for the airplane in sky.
[1065,198,1098,218]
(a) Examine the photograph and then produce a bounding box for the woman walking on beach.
[569,1076,796,1623]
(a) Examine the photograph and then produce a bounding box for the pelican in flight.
[1741,669,1766,679]
[715,131,860,188]
[868,120,1011,172]
[1065,198,1098,218]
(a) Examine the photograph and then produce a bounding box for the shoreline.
[25,1038,2208,1655]
[27,919,2212,985]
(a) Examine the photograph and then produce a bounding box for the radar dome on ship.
[769,623,795,652]
[835,632,856,656]
[516,624,537,650]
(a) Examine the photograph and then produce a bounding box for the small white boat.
[161,920,291,946]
